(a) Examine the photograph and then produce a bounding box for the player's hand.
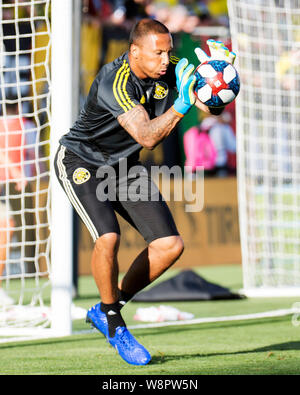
[173,58,196,117]
[175,58,192,91]
[195,39,236,65]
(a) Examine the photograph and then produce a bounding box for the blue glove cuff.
[173,97,192,116]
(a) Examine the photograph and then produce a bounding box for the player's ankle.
[100,301,126,338]
[118,289,134,309]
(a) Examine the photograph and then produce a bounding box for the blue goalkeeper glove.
[195,39,236,65]
[172,58,196,117]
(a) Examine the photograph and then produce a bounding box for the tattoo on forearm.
[118,105,181,148]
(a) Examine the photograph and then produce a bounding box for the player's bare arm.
[118,56,198,150]
[117,104,181,150]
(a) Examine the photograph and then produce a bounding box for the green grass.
[1,264,300,375]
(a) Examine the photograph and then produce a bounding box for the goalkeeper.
[54,18,235,366]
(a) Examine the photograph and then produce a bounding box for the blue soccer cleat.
[108,326,151,366]
[86,303,108,337]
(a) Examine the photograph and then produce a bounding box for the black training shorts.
[54,145,179,244]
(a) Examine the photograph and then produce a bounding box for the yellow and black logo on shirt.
[73,168,91,185]
[153,82,169,100]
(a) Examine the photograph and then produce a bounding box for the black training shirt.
[59,51,179,167]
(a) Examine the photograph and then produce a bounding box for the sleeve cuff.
[171,105,185,118]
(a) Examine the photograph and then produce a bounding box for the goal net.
[0,0,52,337]
[0,0,81,341]
[227,0,300,296]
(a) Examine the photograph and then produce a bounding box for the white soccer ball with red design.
[194,60,240,107]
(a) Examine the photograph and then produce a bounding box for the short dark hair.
[129,18,169,47]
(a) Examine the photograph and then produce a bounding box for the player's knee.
[94,232,120,256]
[171,236,184,260]
[150,235,184,261]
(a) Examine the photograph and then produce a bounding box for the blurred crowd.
[82,0,230,32]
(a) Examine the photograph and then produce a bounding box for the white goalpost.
[227,0,300,297]
[50,0,74,338]
[0,0,80,342]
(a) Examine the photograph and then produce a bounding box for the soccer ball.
[194,60,240,107]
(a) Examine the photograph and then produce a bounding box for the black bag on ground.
[132,270,243,302]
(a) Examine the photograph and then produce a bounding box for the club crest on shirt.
[153,81,168,99]
[73,167,91,185]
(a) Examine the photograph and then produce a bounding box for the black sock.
[118,289,134,309]
[100,301,126,338]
